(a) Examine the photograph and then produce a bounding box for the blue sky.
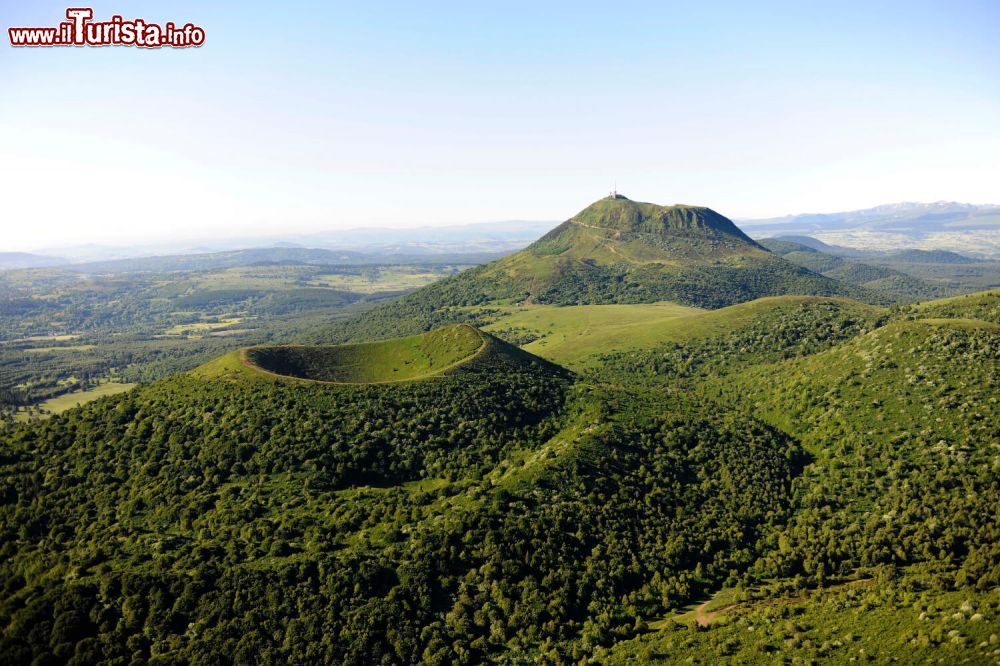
[2,0,999,249]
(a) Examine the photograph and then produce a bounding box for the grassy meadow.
[482,295,881,369]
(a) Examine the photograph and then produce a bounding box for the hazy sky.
[2,0,999,250]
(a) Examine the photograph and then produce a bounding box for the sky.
[1,0,999,251]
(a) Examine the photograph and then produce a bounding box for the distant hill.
[328,196,873,341]
[22,247,509,275]
[768,235,870,257]
[741,202,1000,257]
[0,252,66,271]
[741,201,1000,234]
[886,248,976,264]
[759,238,947,302]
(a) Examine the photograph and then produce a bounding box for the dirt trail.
[688,578,874,627]
[693,600,737,627]
[523,274,537,305]
[583,230,627,259]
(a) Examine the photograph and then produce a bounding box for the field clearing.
[191,266,313,289]
[165,317,246,335]
[482,302,702,368]
[918,316,999,329]
[5,334,80,344]
[483,296,884,369]
[14,382,136,421]
[308,269,450,293]
[25,345,97,353]
[40,382,137,413]
[186,265,466,293]
[207,328,255,337]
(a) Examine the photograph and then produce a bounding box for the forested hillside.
[759,238,1000,302]
[0,324,815,663]
[759,238,948,301]
[589,291,1000,663]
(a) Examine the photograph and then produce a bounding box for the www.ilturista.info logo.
[8,8,205,48]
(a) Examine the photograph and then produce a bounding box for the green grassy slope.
[245,324,485,383]
[483,301,702,368]
[585,289,1000,664]
[902,287,1000,323]
[193,323,567,385]
[717,317,997,445]
[485,296,881,370]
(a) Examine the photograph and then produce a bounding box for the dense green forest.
[1,289,997,663]
[0,348,813,664]
[596,295,999,663]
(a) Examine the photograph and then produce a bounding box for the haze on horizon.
[2,0,999,252]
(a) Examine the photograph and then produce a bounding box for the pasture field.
[482,301,702,368]
[482,295,880,369]
[163,316,247,336]
[14,381,136,421]
[307,268,453,293]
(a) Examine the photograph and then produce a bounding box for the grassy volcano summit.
[246,324,485,383]
[195,323,567,384]
[527,194,765,261]
[491,195,861,306]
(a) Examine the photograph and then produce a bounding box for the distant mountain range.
[17,220,558,266]
[738,201,1000,234]
[5,201,998,272]
[0,252,67,271]
[739,202,1000,258]
[38,247,513,275]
